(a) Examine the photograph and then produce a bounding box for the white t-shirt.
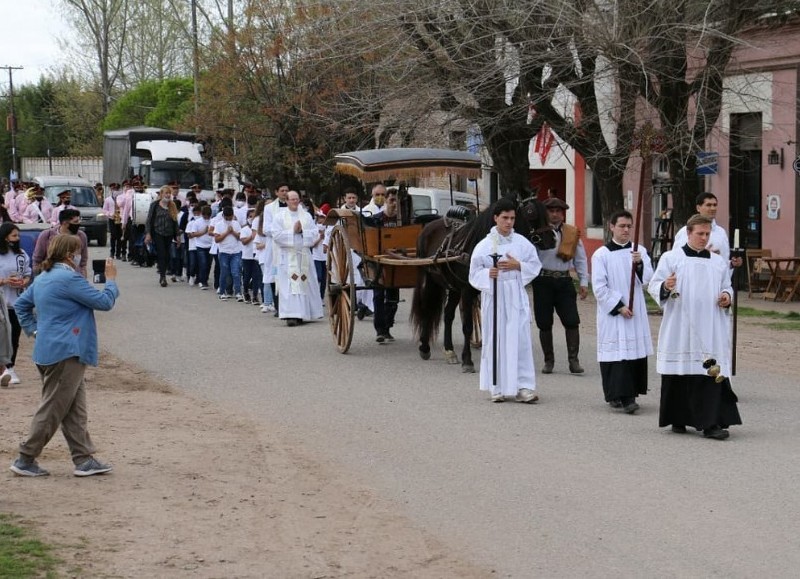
[186,216,207,250]
[240,224,256,260]
[234,204,249,226]
[311,223,326,261]
[216,218,242,254]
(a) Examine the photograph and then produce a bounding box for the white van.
[406,187,479,218]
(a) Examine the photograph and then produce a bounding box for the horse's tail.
[410,267,445,342]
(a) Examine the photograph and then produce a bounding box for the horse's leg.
[443,289,460,365]
[460,290,476,373]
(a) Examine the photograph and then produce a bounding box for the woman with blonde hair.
[10,234,119,477]
[144,185,181,287]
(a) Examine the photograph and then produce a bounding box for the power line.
[0,66,23,178]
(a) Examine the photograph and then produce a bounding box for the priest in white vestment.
[592,210,653,414]
[648,214,742,440]
[469,198,542,403]
[271,191,323,326]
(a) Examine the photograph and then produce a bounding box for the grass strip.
[0,514,60,578]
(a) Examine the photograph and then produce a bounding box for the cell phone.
[92,259,106,284]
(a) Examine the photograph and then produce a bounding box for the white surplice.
[469,227,542,396]
[591,243,654,362]
[648,247,733,376]
[271,208,323,321]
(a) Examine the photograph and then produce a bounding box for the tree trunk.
[669,153,701,227]
[481,126,533,199]
[593,156,626,232]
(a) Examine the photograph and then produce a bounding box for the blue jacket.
[14,264,119,366]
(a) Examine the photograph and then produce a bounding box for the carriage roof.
[333,148,482,182]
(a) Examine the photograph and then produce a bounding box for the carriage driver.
[531,197,589,374]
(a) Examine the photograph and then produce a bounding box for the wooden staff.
[629,123,659,309]
[628,162,646,308]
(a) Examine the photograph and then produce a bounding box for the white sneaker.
[261,304,276,313]
[5,368,20,385]
[515,388,538,403]
[235,294,244,303]
[491,393,505,403]
[188,277,196,286]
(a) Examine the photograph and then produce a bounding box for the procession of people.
[2,174,751,478]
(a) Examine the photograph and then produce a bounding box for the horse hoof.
[462,364,475,374]
[419,348,431,361]
[444,350,459,365]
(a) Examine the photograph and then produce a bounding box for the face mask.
[72,254,81,269]
[161,196,172,204]
[9,241,19,251]
[67,223,80,235]
[235,200,245,208]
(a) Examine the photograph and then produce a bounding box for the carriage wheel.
[326,224,356,353]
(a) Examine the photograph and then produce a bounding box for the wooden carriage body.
[324,148,481,353]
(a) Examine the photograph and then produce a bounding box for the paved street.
[94,248,800,578]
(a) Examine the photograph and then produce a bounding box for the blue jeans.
[196,247,210,286]
[260,264,274,306]
[169,242,183,277]
[218,252,242,296]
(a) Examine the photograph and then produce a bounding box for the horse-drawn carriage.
[323,148,483,353]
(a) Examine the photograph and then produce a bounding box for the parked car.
[33,176,108,246]
[406,187,479,217]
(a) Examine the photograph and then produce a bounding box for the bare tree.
[61,0,130,114]
[322,0,792,224]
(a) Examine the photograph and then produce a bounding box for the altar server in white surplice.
[591,210,653,415]
[648,214,742,441]
[271,191,323,326]
[469,198,542,403]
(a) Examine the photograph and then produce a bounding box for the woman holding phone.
[10,235,119,477]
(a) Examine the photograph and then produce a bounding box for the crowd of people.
[3,181,747,479]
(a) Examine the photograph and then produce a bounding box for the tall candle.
[733,229,740,249]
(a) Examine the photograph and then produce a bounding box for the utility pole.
[191,0,199,132]
[1,66,23,180]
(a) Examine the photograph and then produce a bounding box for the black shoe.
[703,426,730,440]
[286,319,298,327]
[159,277,167,287]
[376,335,386,343]
[609,400,623,408]
[671,425,687,434]
[385,332,395,342]
[121,256,128,262]
[357,304,366,320]
[622,401,640,414]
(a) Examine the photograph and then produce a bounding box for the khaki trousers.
[19,357,95,465]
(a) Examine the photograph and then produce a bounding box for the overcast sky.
[1,0,66,88]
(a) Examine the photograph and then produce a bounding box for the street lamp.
[767,148,784,169]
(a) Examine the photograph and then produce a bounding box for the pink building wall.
[618,20,800,259]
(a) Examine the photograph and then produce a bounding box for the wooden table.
[762,257,800,301]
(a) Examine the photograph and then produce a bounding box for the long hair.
[0,222,20,255]
[255,199,266,236]
[159,185,178,221]
[41,234,80,272]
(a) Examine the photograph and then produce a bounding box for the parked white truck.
[103,126,214,197]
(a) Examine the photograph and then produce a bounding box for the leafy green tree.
[103,79,193,131]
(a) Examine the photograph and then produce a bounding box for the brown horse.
[410,197,554,372]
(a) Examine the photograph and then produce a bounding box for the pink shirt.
[21,199,53,224]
